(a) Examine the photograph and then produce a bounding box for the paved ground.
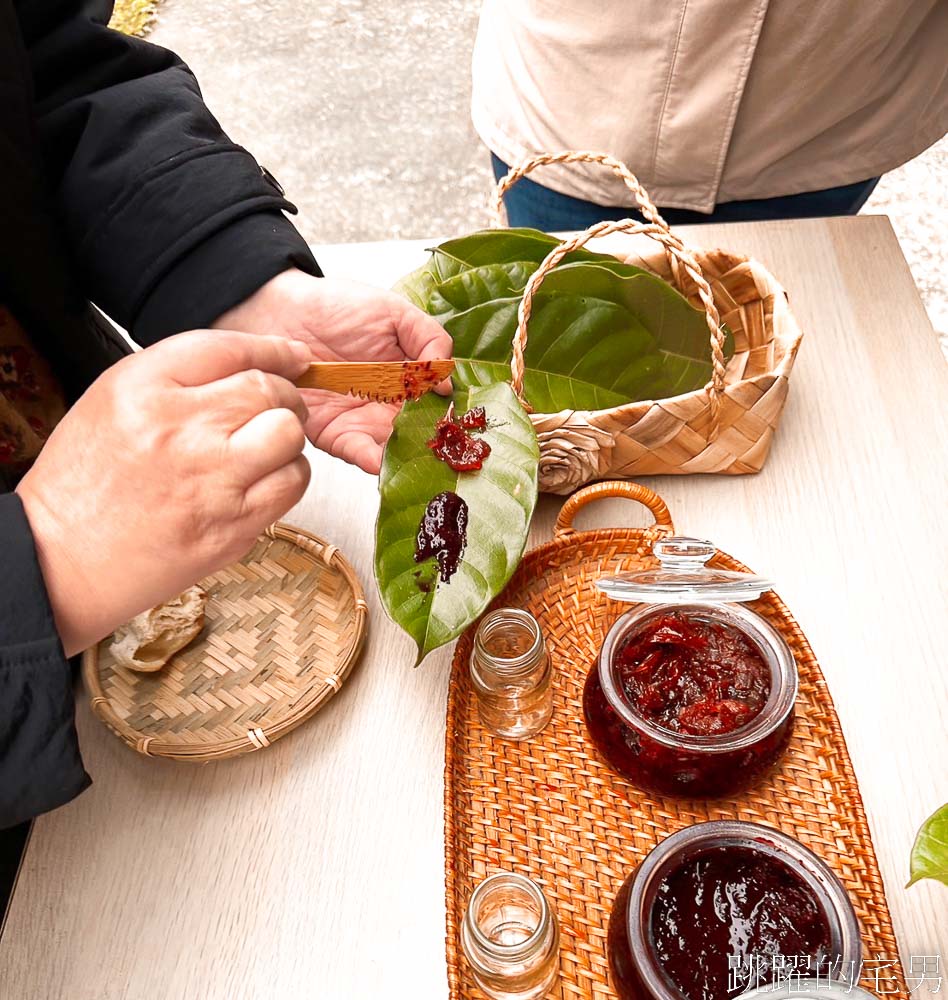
[149,0,946,354]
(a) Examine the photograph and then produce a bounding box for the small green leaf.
[907,803,948,888]
[375,382,539,664]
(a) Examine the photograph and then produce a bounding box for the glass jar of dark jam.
[608,822,863,1000]
[584,537,797,798]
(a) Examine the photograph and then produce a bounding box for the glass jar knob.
[653,536,716,571]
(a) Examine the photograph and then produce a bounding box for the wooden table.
[2,216,945,998]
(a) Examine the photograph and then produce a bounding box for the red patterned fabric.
[0,306,66,468]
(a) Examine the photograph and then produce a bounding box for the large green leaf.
[437,228,639,269]
[393,228,651,310]
[442,262,726,409]
[394,229,731,409]
[907,803,948,888]
[375,382,539,664]
[391,251,464,310]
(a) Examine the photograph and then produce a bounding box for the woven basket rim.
[81,521,368,761]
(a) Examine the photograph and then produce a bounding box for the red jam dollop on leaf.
[457,405,487,430]
[615,612,771,736]
[414,491,468,583]
[427,407,491,472]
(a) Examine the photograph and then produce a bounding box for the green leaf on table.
[907,803,948,888]
[393,228,732,409]
[375,381,539,665]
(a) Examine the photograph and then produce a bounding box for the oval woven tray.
[82,522,367,761]
[445,483,906,1000]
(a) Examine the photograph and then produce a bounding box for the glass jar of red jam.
[608,822,863,1000]
[583,537,797,798]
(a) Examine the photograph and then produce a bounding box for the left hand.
[214,269,452,474]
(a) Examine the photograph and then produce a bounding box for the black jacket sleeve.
[15,0,321,343]
[0,493,90,830]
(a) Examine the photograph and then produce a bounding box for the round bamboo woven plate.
[82,522,367,761]
[445,482,907,1000]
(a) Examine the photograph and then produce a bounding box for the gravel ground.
[149,0,946,355]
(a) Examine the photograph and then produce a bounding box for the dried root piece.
[110,586,207,673]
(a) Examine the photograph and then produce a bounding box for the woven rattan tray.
[445,482,906,1000]
[82,522,367,760]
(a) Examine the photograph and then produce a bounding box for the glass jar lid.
[596,537,774,604]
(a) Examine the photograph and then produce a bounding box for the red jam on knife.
[427,406,491,472]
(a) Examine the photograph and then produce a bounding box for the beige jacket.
[471,0,948,212]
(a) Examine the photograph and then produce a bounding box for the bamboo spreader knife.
[294,359,455,404]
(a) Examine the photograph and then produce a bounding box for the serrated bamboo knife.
[293,358,455,404]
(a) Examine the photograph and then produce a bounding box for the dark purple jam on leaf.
[414,491,468,583]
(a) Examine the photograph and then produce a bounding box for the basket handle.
[553,482,674,538]
[493,152,726,429]
[491,150,670,230]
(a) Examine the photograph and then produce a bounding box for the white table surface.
[1,216,946,999]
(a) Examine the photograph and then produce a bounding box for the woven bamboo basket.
[81,522,367,761]
[492,152,804,493]
[445,482,906,1000]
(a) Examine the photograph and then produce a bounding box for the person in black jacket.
[0,0,451,832]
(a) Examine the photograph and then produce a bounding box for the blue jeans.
[491,154,879,229]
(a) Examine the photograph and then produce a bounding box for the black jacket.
[0,0,321,828]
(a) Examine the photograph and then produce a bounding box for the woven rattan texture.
[444,502,904,1000]
[83,523,367,760]
[529,243,802,492]
[493,151,802,492]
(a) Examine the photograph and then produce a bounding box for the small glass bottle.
[470,609,553,739]
[461,872,560,1000]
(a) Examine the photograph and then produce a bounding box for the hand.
[213,269,452,474]
[16,330,311,656]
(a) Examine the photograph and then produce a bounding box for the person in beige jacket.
[472,0,948,227]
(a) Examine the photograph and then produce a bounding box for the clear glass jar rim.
[598,602,798,752]
[474,608,545,675]
[742,978,880,1000]
[464,872,552,961]
[625,822,863,1000]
